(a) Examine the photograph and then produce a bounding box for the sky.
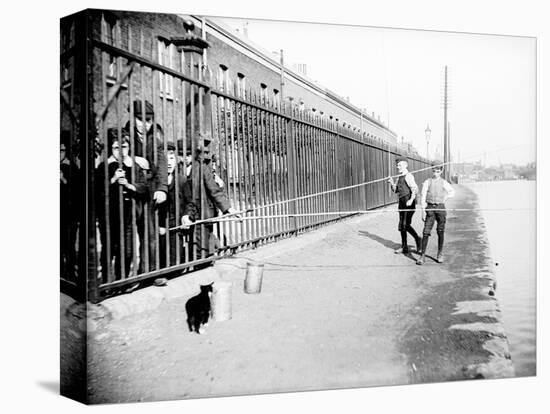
[215,17,536,167]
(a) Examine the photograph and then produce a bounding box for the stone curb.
[449,209,516,379]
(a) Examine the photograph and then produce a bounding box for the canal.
[466,180,536,376]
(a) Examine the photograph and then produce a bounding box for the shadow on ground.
[358,230,418,262]
[37,381,59,394]
[357,230,400,251]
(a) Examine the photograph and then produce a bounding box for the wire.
[169,143,533,231]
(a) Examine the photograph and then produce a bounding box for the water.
[466,181,536,377]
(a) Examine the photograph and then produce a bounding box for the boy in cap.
[178,141,238,260]
[416,162,455,265]
[124,100,167,203]
[123,100,168,273]
[158,142,195,268]
[387,156,422,254]
[96,129,149,279]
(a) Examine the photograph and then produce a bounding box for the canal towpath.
[61,185,514,403]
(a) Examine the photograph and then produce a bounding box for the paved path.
[61,185,514,404]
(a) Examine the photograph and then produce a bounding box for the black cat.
[185,283,213,334]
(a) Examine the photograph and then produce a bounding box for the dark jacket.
[158,170,196,228]
[123,122,168,195]
[95,156,149,225]
[186,163,231,222]
[60,159,77,221]
[396,175,412,200]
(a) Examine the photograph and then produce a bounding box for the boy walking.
[416,162,455,265]
[387,156,422,254]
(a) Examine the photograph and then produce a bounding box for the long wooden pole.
[443,65,449,181]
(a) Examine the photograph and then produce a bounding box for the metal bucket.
[244,262,264,294]
[212,281,232,321]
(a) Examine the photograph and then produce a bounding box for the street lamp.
[425,124,431,159]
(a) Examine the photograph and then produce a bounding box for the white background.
[0,0,547,413]
[216,16,535,166]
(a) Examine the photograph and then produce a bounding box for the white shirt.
[420,177,455,207]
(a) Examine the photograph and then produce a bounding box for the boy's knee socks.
[421,235,429,254]
[437,231,444,253]
[401,231,408,248]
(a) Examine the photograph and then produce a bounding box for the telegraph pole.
[443,66,449,181]
[447,120,451,179]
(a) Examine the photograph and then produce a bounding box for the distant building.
[503,165,516,180]
[200,16,400,145]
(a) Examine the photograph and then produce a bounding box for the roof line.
[185,14,397,136]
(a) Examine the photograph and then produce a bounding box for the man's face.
[135,115,153,135]
[185,154,193,167]
[167,150,176,174]
[112,141,130,160]
[396,161,407,174]
[432,167,443,178]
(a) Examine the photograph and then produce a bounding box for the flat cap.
[166,141,176,152]
[131,100,154,117]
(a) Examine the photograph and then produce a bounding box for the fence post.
[286,99,297,233]
[79,10,99,304]
[334,119,340,217]
[173,20,211,258]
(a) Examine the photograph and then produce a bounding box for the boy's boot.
[395,231,409,254]
[415,235,422,253]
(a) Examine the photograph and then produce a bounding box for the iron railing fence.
[60,12,432,302]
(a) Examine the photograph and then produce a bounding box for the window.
[107,55,117,79]
[102,14,120,86]
[61,30,69,52]
[106,21,116,45]
[61,60,72,91]
[273,89,280,109]
[61,61,71,88]
[60,22,74,52]
[218,65,229,92]
[260,83,267,105]
[106,23,117,80]
[62,65,70,83]
[218,65,232,109]
[237,73,246,98]
[158,39,174,99]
